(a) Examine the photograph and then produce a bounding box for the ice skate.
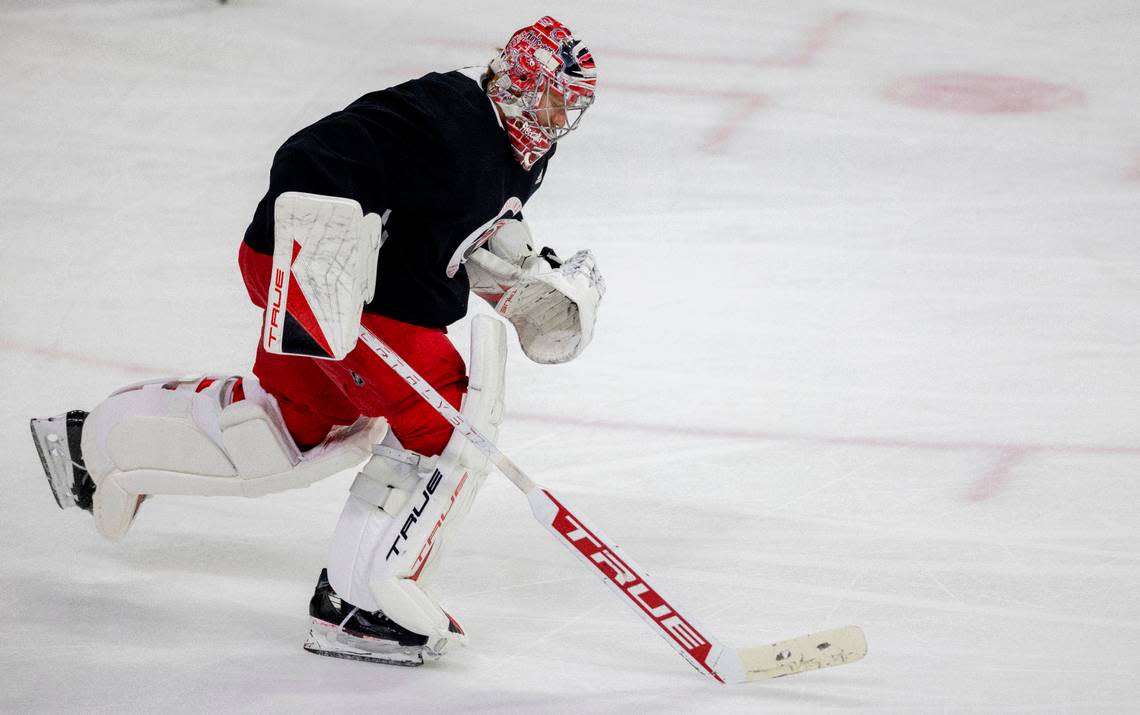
[303,569,461,667]
[30,411,95,511]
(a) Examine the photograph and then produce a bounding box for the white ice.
[2,1,1139,712]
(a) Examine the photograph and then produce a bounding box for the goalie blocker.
[263,191,383,361]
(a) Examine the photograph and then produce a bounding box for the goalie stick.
[358,326,867,683]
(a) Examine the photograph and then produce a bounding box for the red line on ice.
[699,12,853,152]
[508,410,1140,460]
[769,11,856,66]
[1123,155,1140,182]
[884,73,1086,114]
[967,446,1031,502]
[700,94,769,153]
[0,339,182,376]
[511,410,1140,502]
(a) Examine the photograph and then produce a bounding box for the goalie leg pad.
[326,315,506,643]
[80,375,382,541]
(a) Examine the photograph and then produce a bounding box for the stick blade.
[735,626,867,683]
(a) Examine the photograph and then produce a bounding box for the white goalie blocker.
[262,192,383,361]
[465,219,605,364]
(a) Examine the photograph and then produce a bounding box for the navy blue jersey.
[243,69,554,328]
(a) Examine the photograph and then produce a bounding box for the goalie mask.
[488,16,597,170]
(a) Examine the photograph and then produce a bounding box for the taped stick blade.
[733,626,867,683]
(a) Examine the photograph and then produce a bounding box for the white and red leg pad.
[80,375,384,541]
[327,315,506,650]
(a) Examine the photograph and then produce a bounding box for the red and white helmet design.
[488,16,597,169]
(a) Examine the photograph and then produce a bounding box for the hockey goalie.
[30,16,603,667]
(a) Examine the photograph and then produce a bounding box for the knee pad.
[326,315,506,645]
[81,375,383,541]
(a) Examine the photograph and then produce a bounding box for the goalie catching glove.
[465,219,605,364]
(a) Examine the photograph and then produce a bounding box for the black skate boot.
[30,411,95,512]
[303,569,462,666]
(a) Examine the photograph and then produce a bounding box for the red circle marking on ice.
[884,73,1085,114]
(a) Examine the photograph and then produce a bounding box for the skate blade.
[303,619,425,667]
[30,417,77,510]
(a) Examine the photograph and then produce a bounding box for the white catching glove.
[466,219,605,364]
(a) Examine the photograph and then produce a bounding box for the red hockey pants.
[238,243,465,456]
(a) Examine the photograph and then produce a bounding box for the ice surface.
[2,1,1138,712]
